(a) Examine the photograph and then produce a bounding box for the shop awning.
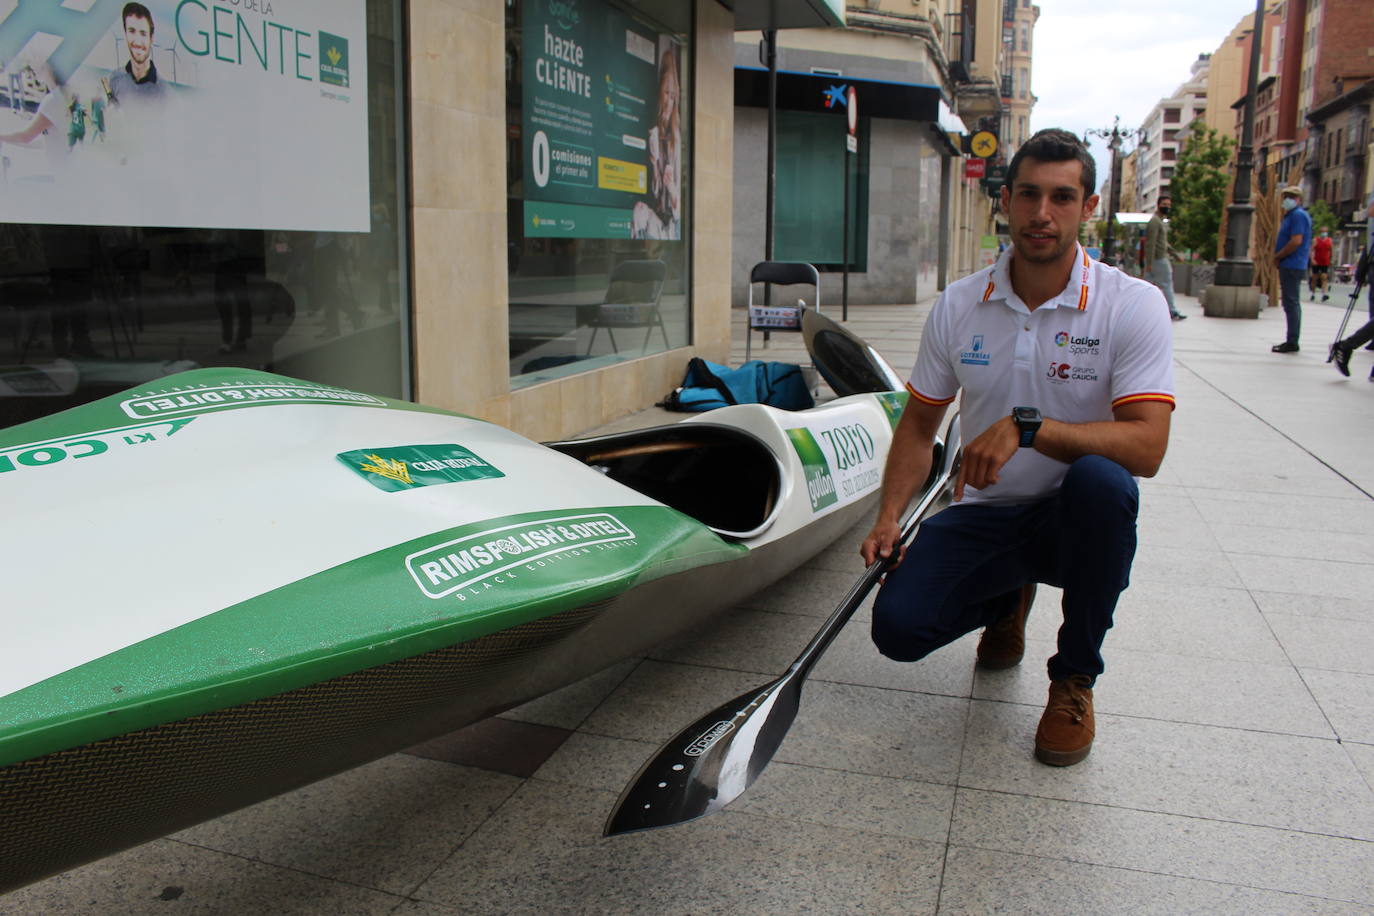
[728,0,846,30]
[735,67,942,122]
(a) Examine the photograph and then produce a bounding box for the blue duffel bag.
[660,357,814,412]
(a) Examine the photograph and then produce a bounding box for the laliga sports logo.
[1055,332,1071,347]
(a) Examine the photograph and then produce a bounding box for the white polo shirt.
[908,244,1176,505]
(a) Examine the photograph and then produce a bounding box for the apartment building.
[1135,54,1211,213]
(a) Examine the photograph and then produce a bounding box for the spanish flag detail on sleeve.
[1112,392,1176,410]
[906,381,956,407]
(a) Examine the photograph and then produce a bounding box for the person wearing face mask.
[1310,226,1332,302]
[1145,195,1186,320]
[1271,186,1312,353]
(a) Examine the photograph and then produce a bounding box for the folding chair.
[585,259,669,355]
[745,261,820,361]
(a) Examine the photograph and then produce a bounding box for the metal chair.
[745,261,820,360]
[585,259,669,355]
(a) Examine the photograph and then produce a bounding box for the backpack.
[661,357,814,412]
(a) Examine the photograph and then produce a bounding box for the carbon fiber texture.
[0,601,606,893]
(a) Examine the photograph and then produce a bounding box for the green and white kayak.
[0,366,908,892]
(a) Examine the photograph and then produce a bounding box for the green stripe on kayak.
[0,504,744,767]
[0,368,464,453]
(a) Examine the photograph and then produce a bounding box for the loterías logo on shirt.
[959,335,991,366]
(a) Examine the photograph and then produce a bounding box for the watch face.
[1013,407,1040,424]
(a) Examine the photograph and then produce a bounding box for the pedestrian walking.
[1146,195,1186,320]
[862,129,1175,768]
[1310,226,1332,302]
[1271,186,1312,353]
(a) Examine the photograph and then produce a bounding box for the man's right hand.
[860,517,904,569]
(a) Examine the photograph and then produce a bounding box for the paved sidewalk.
[6,291,1374,914]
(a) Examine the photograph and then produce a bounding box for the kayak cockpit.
[547,424,782,540]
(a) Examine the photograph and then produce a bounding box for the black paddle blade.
[603,672,802,836]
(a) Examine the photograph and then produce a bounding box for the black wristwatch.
[1012,407,1042,448]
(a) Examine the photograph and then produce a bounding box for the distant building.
[1000,0,1039,160]
[1135,54,1211,212]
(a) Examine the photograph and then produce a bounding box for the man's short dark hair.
[1005,128,1096,198]
[123,2,154,34]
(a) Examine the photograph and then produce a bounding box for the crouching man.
[861,129,1176,766]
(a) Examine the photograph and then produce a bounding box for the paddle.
[603,413,962,837]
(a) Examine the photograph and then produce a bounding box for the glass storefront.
[505,0,691,387]
[0,0,409,430]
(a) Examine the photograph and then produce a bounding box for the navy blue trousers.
[871,456,1139,685]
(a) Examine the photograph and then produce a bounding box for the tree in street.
[1169,120,1235,260]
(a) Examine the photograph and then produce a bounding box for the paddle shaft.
[789,454,957,686]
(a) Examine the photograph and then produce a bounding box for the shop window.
[0,0,410,430]
[504,0,691,388]
[774,110,869,272]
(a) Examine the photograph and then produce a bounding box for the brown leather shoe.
[1034,676,1095,766]
[975,583,1037,670]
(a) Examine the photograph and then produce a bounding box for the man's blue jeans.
[872,456,1139,685]
[1279,267,1305,345]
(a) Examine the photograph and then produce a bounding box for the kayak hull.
[0,368,902,892]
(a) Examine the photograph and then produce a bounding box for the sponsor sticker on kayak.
[874,391,909,431]
[0,418,196,475]
[785,428,839,513]
[787,414,884,513]
[407,512,638,600]
[337,444,506,492]
[120,381,385,419]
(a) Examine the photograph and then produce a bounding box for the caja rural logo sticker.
[337,444,505,493]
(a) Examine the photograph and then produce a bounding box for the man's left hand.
[954,415,1020,501]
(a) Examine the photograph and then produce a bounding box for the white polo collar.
[982,243,1093,313]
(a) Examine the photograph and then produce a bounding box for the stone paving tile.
[500,659,639,729]
[413,780,946,915]
[1108,583,1288,664]
[974,640,1333,737]
[171,755,521,897]
[1266,614,1374,675]
[1228,553,1374,602]
[1300,668,1374,744]
[939,845,1369,916]
[958,701,1374,840]
[1251,591,1374,625]
[950,789,1374,905]
[1208,522,1374,565]
[0,839,404,915]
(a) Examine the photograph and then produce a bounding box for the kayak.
[0,356,911,892]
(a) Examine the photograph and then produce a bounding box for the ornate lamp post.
[1202,0,1267,317]
[1084,117,1130,266]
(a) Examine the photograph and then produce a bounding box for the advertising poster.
[521,0,680,240]
[0,0,369,231]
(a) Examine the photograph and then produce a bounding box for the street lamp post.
[1203,0,1266,318]
[1085,117,1129,266]
[1214,0,1264,287]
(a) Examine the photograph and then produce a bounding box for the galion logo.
[1055,331,1070,347]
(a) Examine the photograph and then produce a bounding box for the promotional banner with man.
[521,0,681,240]
[0,0,369,231]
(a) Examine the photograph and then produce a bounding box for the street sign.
[969,130,998,158]
[846,85,858,135]
[964,158,985,179]
[846,133,858,154]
